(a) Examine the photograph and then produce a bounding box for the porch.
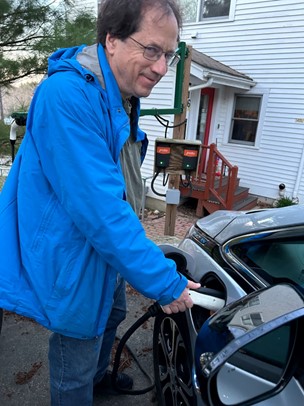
[179,143,258,217]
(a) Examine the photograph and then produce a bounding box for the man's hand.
[162,280,201,314]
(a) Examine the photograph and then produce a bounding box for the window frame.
[181,0,236,24]
[228,94,263,146]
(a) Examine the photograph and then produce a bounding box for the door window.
[196,94,209,142]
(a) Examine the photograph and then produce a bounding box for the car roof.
[195,204,304,244]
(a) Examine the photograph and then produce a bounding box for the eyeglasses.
[129,36,180,67]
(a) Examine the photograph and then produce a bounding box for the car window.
[230,237,304,291]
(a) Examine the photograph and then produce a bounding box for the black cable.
[151,170,166,197]
[179,172,194,198]
[155,114,187,129]
[155,114,187,139]
[179,173,191,188]
[111,302,163,395]
[162,172,169,187]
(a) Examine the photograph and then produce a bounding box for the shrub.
[274,196,297,208]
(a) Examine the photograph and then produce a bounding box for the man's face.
[105,7,179,99]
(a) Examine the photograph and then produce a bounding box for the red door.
[196,88,214,173]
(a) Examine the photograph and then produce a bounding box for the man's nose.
[151,55,168,76]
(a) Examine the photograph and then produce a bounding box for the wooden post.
[164,46,192,235]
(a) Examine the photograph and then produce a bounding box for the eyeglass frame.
[128,36,180,68]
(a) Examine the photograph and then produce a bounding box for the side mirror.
[195,284,304,405]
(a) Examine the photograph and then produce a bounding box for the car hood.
[195,204,304,244]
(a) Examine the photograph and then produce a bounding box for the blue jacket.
[0,45,188,338]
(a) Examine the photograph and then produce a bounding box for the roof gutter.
[204,70,256,90]
[189,78,214,92]
[191,62,256,91]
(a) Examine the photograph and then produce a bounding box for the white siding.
[181,0,304,201]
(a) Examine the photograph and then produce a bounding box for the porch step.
[181,180,258,217]
[232,194,259,211]
[179,177,240,199]
[202,194,258,216]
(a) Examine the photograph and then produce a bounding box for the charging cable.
[111,302,163,394]
[111,288,225,394]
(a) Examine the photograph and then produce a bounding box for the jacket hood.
[48,45,88,78]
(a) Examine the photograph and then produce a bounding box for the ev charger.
[154,138,201,175]
[155,143,171,169]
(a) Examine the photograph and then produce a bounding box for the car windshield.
[230,237,304,292]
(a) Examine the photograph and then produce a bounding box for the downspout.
[189,78,214,92]
[292,143,304,200]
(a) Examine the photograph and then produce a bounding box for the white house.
[140,0,304,209]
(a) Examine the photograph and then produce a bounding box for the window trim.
[182,0,236,24]
[229,94,263,146]
[224,88,269,149]
[200,0,236,22]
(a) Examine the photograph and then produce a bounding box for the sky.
[74,0,98,15]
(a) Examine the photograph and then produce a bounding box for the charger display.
[155,143,171,169]
[182,147,200,171]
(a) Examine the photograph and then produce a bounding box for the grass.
[274,196,297,208]
[0,120,11,156]
[0,176,5,190]
[0,119,25,157]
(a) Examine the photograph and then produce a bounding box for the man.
[0,0,200,404]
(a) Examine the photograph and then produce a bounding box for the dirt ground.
[0,287,158,406]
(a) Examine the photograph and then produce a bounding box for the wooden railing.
[196,143,238,210]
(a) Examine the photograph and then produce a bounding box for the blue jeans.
[48,276,127,406]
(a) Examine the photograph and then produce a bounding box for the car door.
[194,284,304,406]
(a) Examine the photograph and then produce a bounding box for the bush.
[274,196,297,208]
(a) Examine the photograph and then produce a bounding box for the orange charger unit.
[154,138,201,175]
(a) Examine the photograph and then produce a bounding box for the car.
[0,308,2,333]
[153,204,304,406]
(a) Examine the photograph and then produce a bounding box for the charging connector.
[189,290,225,312]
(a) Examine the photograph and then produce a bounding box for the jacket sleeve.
[29,72,188,306]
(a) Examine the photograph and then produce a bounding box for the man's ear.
[105,33,117,55]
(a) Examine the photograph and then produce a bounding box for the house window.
[241,312,263,327]
[181,0,198,23]
[201,0,231,19]
[181,0,233,23]
[229,95,262,146]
